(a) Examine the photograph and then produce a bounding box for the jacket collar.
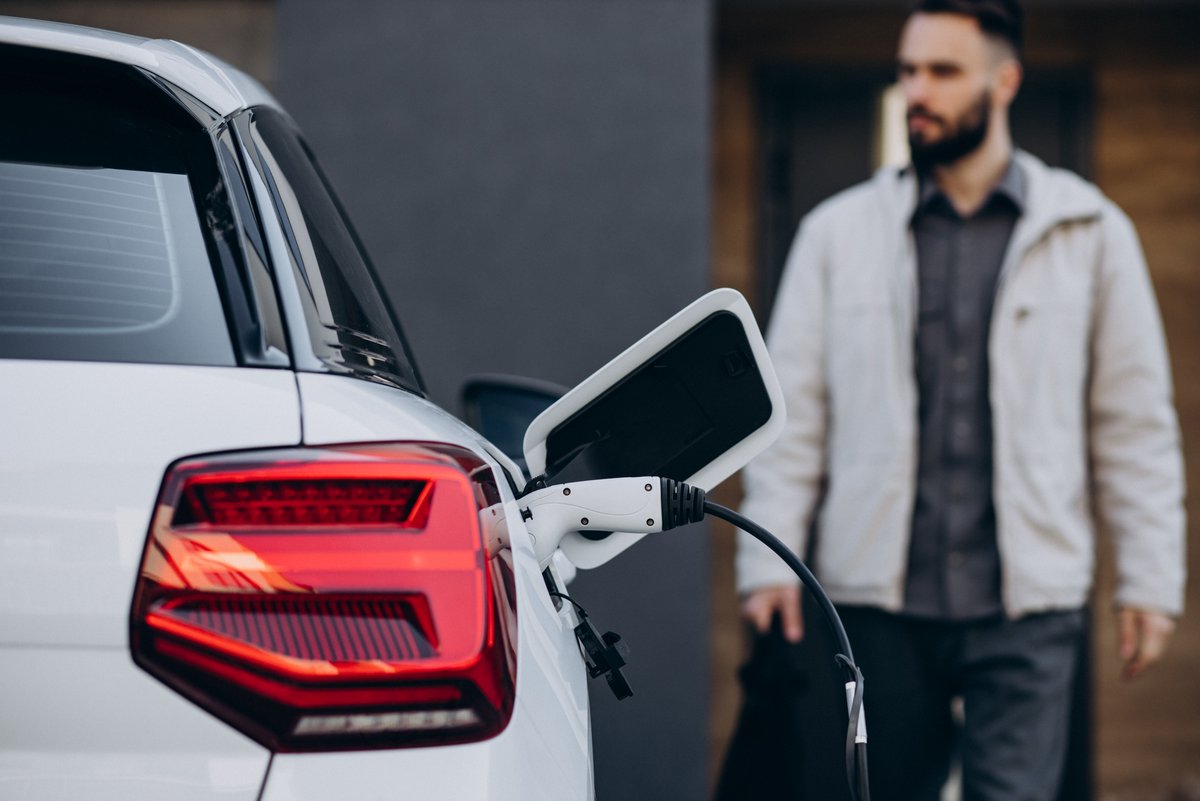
[876,149,1105,252]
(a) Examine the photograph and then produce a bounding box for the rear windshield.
[0,44,235,366]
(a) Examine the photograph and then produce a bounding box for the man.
[731,1,1185,799]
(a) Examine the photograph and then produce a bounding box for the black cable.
[857,742,871,801]
[835,656,858,789]
[548,590,588,617]
[703,498,871,801]
[703,500,855,664]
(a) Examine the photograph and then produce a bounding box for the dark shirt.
[903,160,1025,621]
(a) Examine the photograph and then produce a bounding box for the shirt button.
[954,421,971,439]
[953,356,969,372]
[948,552,965,568]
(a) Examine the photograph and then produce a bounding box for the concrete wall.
[276,3,713,800]
[277,0,712,409]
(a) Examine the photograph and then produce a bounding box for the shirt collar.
[913,157,1026,220]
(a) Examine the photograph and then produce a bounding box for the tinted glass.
[244,107,421,392]
[461,379,566,473]
[0,162,230,363]
[0,44,234,366]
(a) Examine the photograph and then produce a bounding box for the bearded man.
[727,1,1186,799]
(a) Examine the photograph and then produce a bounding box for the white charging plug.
[521,477,666,567]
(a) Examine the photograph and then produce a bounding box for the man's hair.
[911,0,1024,57]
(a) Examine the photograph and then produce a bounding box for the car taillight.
[130,443,516,751]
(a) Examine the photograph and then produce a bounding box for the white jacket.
[738,151,1186,618]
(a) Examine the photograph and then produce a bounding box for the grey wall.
[278,2,712,799]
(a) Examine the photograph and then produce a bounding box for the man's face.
[897,13,1007,167]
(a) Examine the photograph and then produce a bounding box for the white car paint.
[258,374,593,801]
[0,648,268,801]
[0,361,302,647]
[0,364,595,801]
[0,361,301,800]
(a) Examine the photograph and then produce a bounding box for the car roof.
[0,15,280,117]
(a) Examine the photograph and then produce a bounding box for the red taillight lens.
[174,476,433,528]
[130,444,516,751]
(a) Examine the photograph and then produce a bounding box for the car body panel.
[269,373,594,800]
[0,360,301,648]
[0,360,298,799]
[0,647,268,801]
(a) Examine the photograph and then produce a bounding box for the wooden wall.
[1085,14,1200,797]
[711,5,1200,798]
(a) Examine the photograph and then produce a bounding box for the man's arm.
[737,215,830,642]
[1088,203,1186,679]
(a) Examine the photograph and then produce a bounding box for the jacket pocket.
[996,298,1091,448]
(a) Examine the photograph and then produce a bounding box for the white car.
[0,16,783,801]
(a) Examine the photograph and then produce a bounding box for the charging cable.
[522,476,871,801]
[703,498,870,801]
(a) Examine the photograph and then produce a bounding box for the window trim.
[210,123,292,367]
[140,68,292,370]
[231,106,426,396]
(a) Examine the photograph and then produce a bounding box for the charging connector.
[521,476,706,567]
[522,476,869,801]
[660,478,706,530]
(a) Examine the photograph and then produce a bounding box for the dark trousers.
[715,604,1085,801]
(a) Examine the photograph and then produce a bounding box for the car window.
[240,107,423,393]
[0,44,235,367]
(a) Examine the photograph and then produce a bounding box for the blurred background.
[2,1,1195,799]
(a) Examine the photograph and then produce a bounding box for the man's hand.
[1117,606,1176,680]
[741,585,804,643]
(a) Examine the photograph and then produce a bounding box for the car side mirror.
[460,374,568,475]
[522,288,785,569]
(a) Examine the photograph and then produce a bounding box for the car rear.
[0,20,590,801]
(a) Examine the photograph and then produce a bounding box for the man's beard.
[908,90,990,170]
